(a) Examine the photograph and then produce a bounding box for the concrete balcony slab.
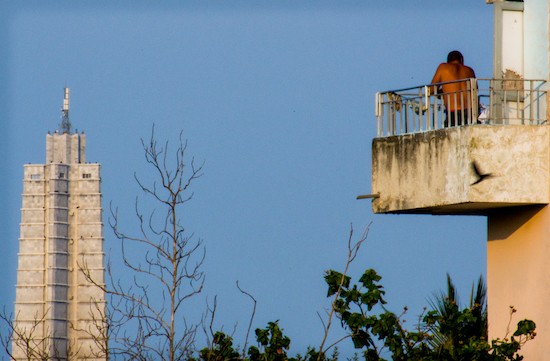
[372,125,549,214]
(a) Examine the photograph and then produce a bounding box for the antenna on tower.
[60,87,71,134]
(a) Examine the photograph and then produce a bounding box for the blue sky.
[0,1,492,357]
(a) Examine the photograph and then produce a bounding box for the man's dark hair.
[447,50,464,63]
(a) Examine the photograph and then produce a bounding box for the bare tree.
[317,224,370,360]
[85,127,205,360]
[67,292,110,360]
[236,281,257,359]
[0,308,82,361]
[0,309,51,361]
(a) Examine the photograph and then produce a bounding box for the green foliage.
[196,332,241,361]
[248,321,291,361]
[326,269,536,361]
[423,274,488,359]
[194,270,535,361]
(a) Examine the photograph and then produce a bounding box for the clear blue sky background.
[0,1,492,357]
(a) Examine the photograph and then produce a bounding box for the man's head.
[447,50,464,64]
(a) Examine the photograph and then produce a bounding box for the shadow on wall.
[488,205,547,241]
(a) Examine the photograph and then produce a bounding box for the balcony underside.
[388,201,545,216]
[371,125,549,215]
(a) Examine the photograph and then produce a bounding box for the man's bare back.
[431,52,476,112]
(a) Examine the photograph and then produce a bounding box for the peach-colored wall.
[488,205,550,359]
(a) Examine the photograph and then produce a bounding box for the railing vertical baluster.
[455,91,459,126]
[443,94,451,127]
[460,87,465,125]
[420,96,427,131]
[389,101,394,136]
[399,102,409,134]
[469,90,471,124]
[471,78,477,124]
[412,99,415,132]
[516,87,521,124]
[385,102,390,136]
[491,79,495,124]
[417,101,420,132]
[530,80,534,124]
[433,97,441,129]
[404,102,408,134]
[426,95,430,130]
[374,92,384,137]
[503,80,507,124]
[409,102,414,133]
[397,99,402,135]
[374,92,380,137]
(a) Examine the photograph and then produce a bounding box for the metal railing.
[375,78,547,137]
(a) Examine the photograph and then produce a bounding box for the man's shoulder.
[437,62,462,72]
[463,65,476,76]
[434,62,452,75]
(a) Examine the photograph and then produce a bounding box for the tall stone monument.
[12,88,106,360]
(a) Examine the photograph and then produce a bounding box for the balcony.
[371,78,549,215]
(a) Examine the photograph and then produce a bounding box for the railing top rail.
[378,78,547,96]
[378,78,475,95]
[477,77,546,82]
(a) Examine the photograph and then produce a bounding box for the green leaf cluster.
[195,270,535,361]
[248,321,291,361]
[196,332,241,361]
[327,270,536,361]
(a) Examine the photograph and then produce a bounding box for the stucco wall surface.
[372,125,549,214]
[488,205,550,361]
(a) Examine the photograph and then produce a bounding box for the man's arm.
[431,64,444,84]
[429,63,445,95]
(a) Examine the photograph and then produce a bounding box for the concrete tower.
[370,0,549,359]
[13,88,106,360]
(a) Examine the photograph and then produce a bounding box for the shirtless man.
[431,50,476,127]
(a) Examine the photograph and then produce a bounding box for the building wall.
[488,205,550,360]
[13,133,105,360]
[486,2,550,360]
[524,0,549,81]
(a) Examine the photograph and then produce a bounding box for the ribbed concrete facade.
[13,131,106,360]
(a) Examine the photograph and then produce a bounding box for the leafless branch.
[83,126,206,361]
[0,308,54,360]
[236,281,257,358]
[317,223,371,359]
